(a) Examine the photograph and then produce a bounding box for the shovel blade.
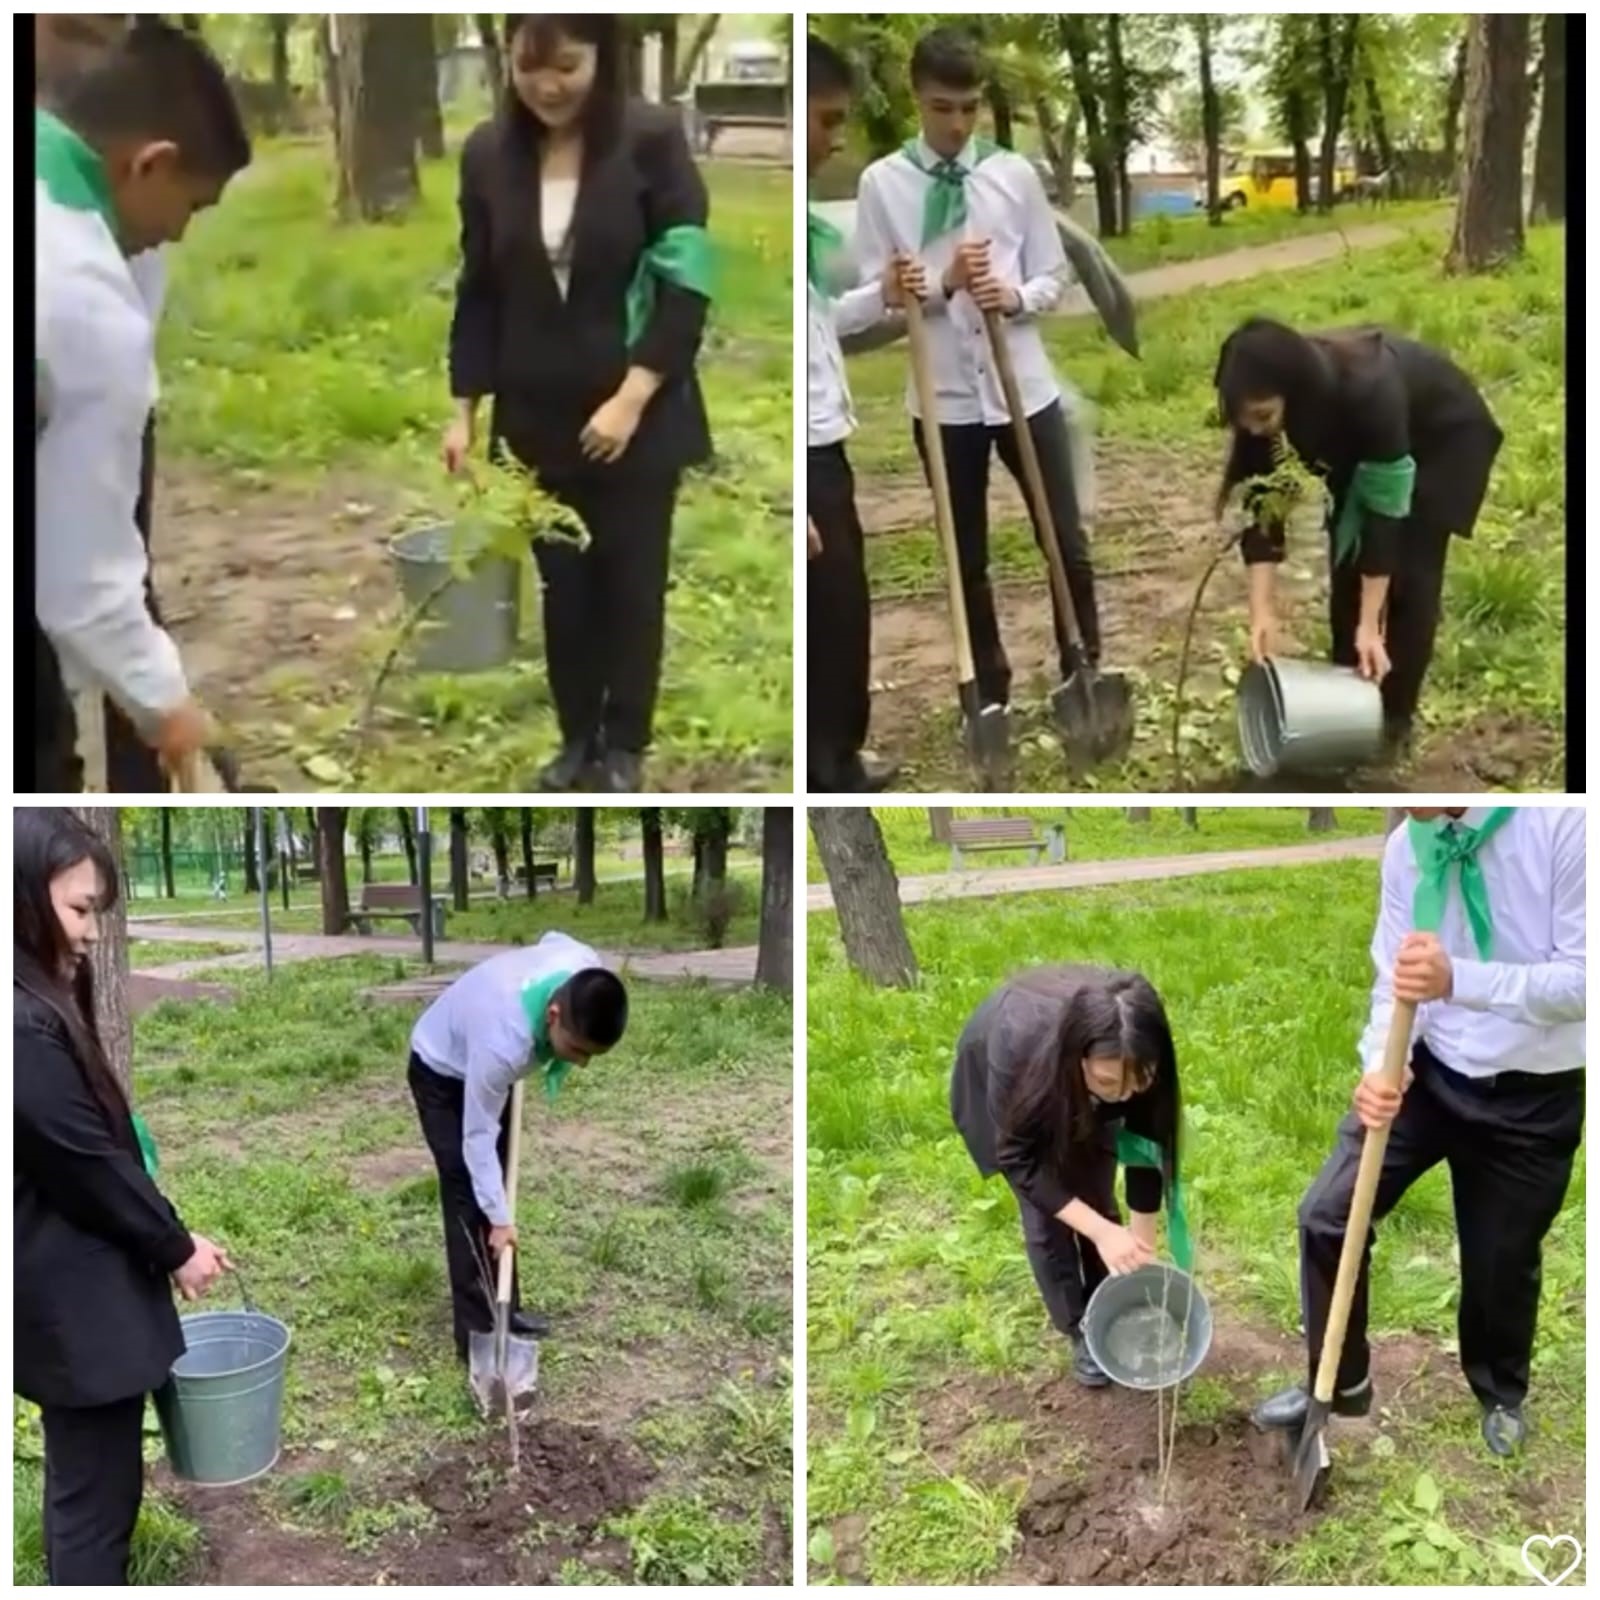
[958,681,1012,788]
[1051,666,1135,766]
[1288,1401,1333,1512]
[467,1329,540,1417]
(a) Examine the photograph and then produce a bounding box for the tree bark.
[317,809,351,935]
[357,811,375,883]
[986,82,1015,149]
[811,809,918,989]
[519,809,537,899]
[1307,808,1337,833]
[476,14,504,95]
[927,808,953,844]
[641,810,668,922]
[673,14,721,99]
[1197,17,1222,223]
[448,808,471,912]
[1442,33,1468,170]
[159,809,176,898]
[755,808,793,994]
[1060,18,1117,237]
[1360,40,1394,173]
[1316,15,1360,214]
[488,812,511,894]
[1180,808,1199,830]
[1105,15,1132,236]
[399,13,444,160]
[1530,13,1565,223]
[656,19,679,104]
[243,809,260,893]
[1446,15,1531,274]
[268,14,292,127]
[1034,95,1079,206]
[330,14,422,221]
[73,809,132,1095]
[398,807,419,883]
[1126,807,1151,823]
[702,813,730,896]
[575,811,597,906]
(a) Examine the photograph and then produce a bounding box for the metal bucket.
[389,525,521,673]
[1083,1264,1213,1391]
[155,1309,291,1487]
[1236,657,1384,778]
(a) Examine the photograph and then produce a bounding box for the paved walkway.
[128,922,757,986]
[806,835,1386,912]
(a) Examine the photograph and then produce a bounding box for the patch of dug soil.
[129,973,236,1015]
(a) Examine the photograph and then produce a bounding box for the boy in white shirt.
[855,27,1103,716]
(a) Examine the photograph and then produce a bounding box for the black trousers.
[1327,519,1452,741]
[1298,1041,1583,1411]
[807,443,873,783]
[407,1053,522,1359]
[40,1394,146,1585]
[533,470,680,754]
[913,400,1101,707]
[1012,1177,1119,1339]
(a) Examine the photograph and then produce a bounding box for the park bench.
[688,81,789,156]
[513,861,561,891]
[948,817,1048,871]
[347,883,448,939]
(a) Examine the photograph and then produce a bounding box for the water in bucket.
[1102,1304,1188,1385]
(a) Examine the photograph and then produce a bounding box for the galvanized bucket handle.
[227,1263,257,1315]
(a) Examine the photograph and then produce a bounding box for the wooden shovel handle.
[1313,993,1417,1404]
[982,308,1081,648]
[495,1079,526,1307]
[905,293,979,684]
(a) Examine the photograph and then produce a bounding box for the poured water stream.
[1102,1304,1187,1385]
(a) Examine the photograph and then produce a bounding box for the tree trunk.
[1385,808,1406,837]
[1105,15,1131,235]
[1360,43,1394,173]
[1126,807,1151,823]
[1316,16,1360,214]
[672,14,721,99]
[317,809,351,935]
[330,14,422,221]
[703,814,730,896]
[811,809,918,989]
[1446,15,1531,273]
[575,811,597,905]
[1530,13,1565,223]
[160,809,176,898]
[1034,95,1079,205]
[448,808,470,912]
[488,812,511,894]
[520,809,537,899]
[357,812,375,883]
[1287,91,1313,212]
[1061,18,1117,237]
[624,29,645,97]
[1307,808,1337,833]
[268,14,292,126]
[243,810,261,893]
[73,809,132,1094]
[477,14,504,95]
[986,82,1015,149]
[1180,808,1199,830]
[1197,17,1222,224]
[755,808,793,994]
[927,808,953,844]
[398,807,419,883]
[1442,33,1468,169]
[399,13,444,160]
[656,21,679,104]
[641,810,668,922]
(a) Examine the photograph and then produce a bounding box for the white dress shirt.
[807,271,887,449]
[411,932,604,1224]
[1359,808,1585,1081]
[854,137,1069,427]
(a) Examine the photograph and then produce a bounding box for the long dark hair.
[502,15,625,154]
[14,808,131,1137]
[1002,971,1181,1188]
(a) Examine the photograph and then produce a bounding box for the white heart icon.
[1522,1535,1582,1587]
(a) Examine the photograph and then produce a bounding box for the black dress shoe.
[1252,1379,1373,1430]
[509,1309,552,1339]
[598,749,644,794]
[1072,1333,1110,1389]
[1482,1406,1527,1458]
[536,739,599,793]
[835,753,900,793]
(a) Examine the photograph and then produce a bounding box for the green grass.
[849,225,1566,792]
[14,957,792,1583]
[807,804,1384,881]
[129,938,247,968]
[156,139,791,792]
[806,851,1584,1584]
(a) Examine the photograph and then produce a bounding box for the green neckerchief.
[36,108,117,230]
[624,223,715,346]
[900,137,999,248]
[1408,807,1515,959]
[1115,1129,1193,1272]
[807,207,846,296]
[131,1110,159,1177]
[520,968,577,1103]
[1333,455,1416,566]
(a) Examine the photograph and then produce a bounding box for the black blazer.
[450,100,713,483]
[14,985,190,1408]
[1227,328,1504,578]
[950,964,1164,1221]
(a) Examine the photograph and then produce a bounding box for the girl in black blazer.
[446,15,714,794]
[950,966,1182,1387]
[14,809,230,1584]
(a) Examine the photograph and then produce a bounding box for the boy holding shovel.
[853,25,1103,719]
[1254,808,1584,1458]
[407,934,629,1362]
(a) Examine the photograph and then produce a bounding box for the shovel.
[904,292,1011,786]
[982,307,1134,768]
[468,1080,539,1420]
[1289,991,1417,1510]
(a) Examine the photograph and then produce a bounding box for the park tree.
[326,15,423,221]
[401,13,445,160]
[448,808,471,912]
[1315,16,1362,213]
[927,808,953,844]
[397,807,419,883]
[755,808,793,994]
[519,809,538,899]
[354,808,378,883]
[1307,808,1337,833]
[159,808,176,898]
[1530,14,1565,224]
[1126,807,1151,824]
[476,14,503,93]
[1262,17,1319,213]
[640,809,668,923]
[1446,14,1531,273]
[1059,17,1116,235]
[575,810,597,906]
[242,809,261,893]
[316,808,351,935]
[72,808,133,1094]
[1193,17,1225,223]
[810,809,918,989]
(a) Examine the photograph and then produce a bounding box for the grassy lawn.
[848,225,1565,792]
[128,938,248,968]
[16,957,792,1585]
[154,140,791,792]
[806,863,1584,1585]
[806,805,1385,881]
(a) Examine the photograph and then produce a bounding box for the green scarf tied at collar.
[900,137,999,247]
[625,223,715,347]
[1334,455,1416,566]
[807,207,846,296]
[1114,1129,1193,1272]
[131,1111,159,1178]
[1408,807,1515,960]
[519,970,578,1104]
